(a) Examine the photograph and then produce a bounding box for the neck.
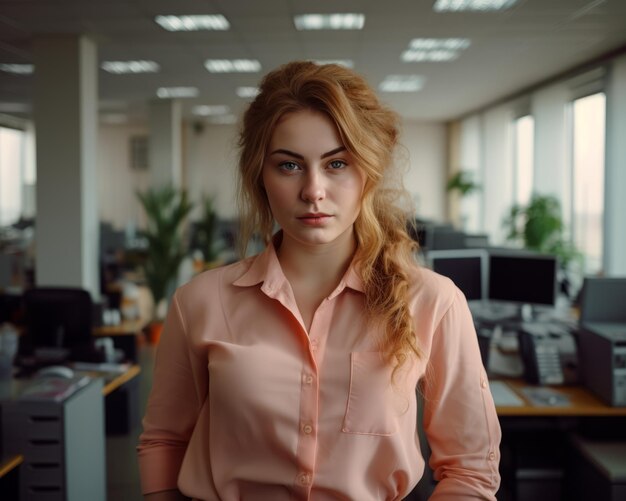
[276,231,357,290]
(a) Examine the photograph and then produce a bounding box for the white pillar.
[604,55,626,275]
[148,99,182,188]
[33,35,100,298]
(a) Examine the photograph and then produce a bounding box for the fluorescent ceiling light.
[155,14,230,31]
[402,38,470,63]
[193,105,230,116]
[433,0,518,12]
[236,86,260,98]
[156,87,199,98]
[209,114,237,125]
[294,14,365,30]
[205,59,261,73]
[312,59,354,68]
[402,49,459,62]
[101,60,160,74]
[409,38,471,50]
[379,75,425,93]
[0,63,34,75]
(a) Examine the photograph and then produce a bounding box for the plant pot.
[147,321,164,345]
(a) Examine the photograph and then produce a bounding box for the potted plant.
[503,193,581,296]
[137,186,193,343]
[446,170,481,197]
[446,170,481,229]
[503,194,577,260]
[192,195,223,268]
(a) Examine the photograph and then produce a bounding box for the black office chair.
[20,287,101,365]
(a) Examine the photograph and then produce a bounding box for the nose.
[300,169,325,203]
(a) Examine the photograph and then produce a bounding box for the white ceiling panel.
[0,0,624,122]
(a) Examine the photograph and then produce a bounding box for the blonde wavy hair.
[237,61,421,373]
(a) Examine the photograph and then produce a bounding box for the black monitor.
[20,287,96,365]
[428,249,487,301]
[488,252,558,307]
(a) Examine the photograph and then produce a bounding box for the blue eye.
[279,161,300,172]
[328,160,347,170]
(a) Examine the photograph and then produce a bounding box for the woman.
[138,61,501,500]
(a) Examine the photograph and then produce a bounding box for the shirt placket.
[292,297,334,499]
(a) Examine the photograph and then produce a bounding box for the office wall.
[97,124,150,230]
[399,121,446,221]
[184,122,239,221]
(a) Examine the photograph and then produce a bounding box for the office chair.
[20,287,101,365]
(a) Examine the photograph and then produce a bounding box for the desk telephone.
[517,323,579,385]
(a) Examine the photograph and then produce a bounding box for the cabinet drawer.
[23,415,62,440]
[23,461,63,486]
[23,485,64,501]
[23,439,63,463]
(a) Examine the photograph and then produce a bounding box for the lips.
[297,213,333,226]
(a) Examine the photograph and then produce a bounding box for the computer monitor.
[578,277,626,324]
[20,287,96,364]
[488,252,558,307]
[427,249,488,301]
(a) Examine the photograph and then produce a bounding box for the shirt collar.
[232,232,365,296]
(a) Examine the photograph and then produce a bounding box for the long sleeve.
[137,290,207,495]
[422,288,501,499]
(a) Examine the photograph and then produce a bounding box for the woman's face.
[262,109,366,250]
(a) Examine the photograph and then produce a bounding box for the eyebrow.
[268,146,347,160]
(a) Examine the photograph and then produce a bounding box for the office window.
[512,115,534,206]
[0,126,25,225]
[571,92,606,274]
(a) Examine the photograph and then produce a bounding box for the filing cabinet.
[1,377,105,501]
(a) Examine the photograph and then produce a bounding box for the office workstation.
[0,284,143,500]
[1,1,626,500]
[425,244,626,500]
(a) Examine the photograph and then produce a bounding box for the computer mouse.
[35,365,75,379]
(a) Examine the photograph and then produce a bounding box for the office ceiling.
[0,0,625,124]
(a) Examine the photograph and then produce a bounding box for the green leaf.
[136,186,194,310]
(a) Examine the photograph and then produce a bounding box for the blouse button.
[303,374,314,385]
[481,379,488,389]
[298,472,311,486]
[488,451,496,461]
[302,424,313,435]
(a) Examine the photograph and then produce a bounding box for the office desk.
[100,364,142,435]
[0,453,23,478]
[0,453,23,501]
[100,363,141,396]
[73,363,142,434]
[494,378,626,417]
[493,378,626,501]
[93,319,147,362]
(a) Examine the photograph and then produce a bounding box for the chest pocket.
[342,352,399,436]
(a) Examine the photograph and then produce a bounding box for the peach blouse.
[137,241,501,500]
